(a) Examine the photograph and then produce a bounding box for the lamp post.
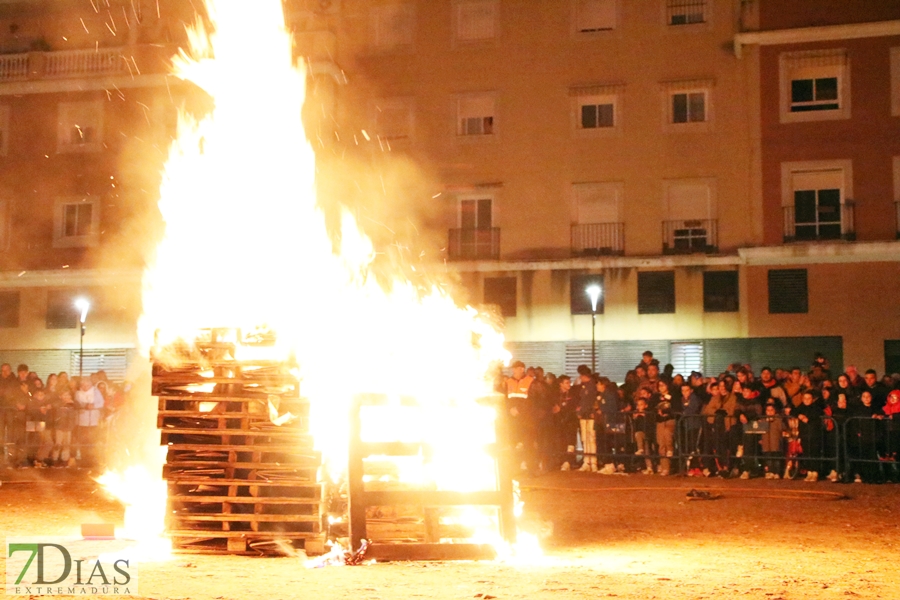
[585,284,602,374]
[74,298,90,382]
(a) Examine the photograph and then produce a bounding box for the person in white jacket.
[74,378,104,468]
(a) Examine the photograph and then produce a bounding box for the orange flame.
[102,0,532,557]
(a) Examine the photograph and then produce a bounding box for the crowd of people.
[0,363,128,469]
[502,351,900,484]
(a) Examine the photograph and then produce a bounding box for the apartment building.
[318,0,899,378]
[0,0,898,381]
[0,0,194,377]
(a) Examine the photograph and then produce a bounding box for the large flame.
[104,0,525,556]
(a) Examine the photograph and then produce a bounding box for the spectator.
[573,365,598,472]
[553,375,578,471]
[862,370,889,413]
[50,390,78,467]
[75,378,104,469]
[655,380,676,476]
[632,394,654,475]
[760,402,785,479]
[796,391,825,482]
[27,389,53,467]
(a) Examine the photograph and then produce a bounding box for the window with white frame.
[780,49,849,123]
[666,0,706,25]
[573,182,621,225]
[57,101,103,153]
[372,97,413,141]
[456,1,497,42]
[572,182,623,254]
[53,197,100,248]
[571,84,622,133]
[891,47,900,117]
[371,3,415,49]
[662,80,713,130]
[457,93,495,137]
[579,95,615,129]
[576,0,616,33]
[663,179,716,252]
[672,91,706,123]
[788,168,845,240]
[0,105,9,156]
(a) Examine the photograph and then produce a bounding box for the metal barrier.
[0,408,109,469]
[568,411,843,478]
[842,416,900,483]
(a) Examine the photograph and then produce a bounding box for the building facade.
[0,0,898,382]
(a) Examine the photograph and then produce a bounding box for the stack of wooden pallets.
[154,331,325,555]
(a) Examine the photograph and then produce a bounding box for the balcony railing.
[783,201,855,242]
[448,228,500,260]
[662,219,718,254]
[0,47,127,82]
[571,222,625,256]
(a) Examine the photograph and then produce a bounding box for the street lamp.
[585,284,602,374]
[74,298,90,381]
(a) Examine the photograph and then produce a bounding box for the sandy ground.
[2,468,899,599]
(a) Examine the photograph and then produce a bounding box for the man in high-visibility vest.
[506,360,534,472]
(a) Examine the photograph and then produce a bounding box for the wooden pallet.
[347,393,516,561]
[154,334,325,555]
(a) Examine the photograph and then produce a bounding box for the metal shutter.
[670,342,703,378]
[704,338,752,377]
[749,336,842,374]
[70,349,129,382]
[0,350,71,382]
[505,341,566,376]
[768,269,808,314]
[566,340,670,382]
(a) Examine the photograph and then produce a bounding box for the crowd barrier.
[552,411,898,481]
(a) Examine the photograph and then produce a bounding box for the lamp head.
[74,298,90,324]
[585,284,602,312]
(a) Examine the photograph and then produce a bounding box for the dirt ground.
[2,468,899,600]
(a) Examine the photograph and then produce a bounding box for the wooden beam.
[366,543,497,562]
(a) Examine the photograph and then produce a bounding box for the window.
[372,97,413,142]
[450,196,497,259]
[576,0,616,33]
[638,271,675,314]
[0,105,9,156]
[53,197,100,248]
[460,197,492,229]
[791,77,838,112]
[666,0,706,25]
[672,91,705,123]
[571,182,623,255]
[457,93,495,136]
[663,179,716,253]
[779,50,849,123]
[782,162,852,241]
[57,101,103,153]
[46,290,80,329]
[662,80,713,131]
[703,271,738,313]
[580,97,615,129]
[670,342,703,376]
[0,291,20,327]
[894,157,900,236]
[768,269,808,314]
[456,1,497,42]
[371,3,415,49]
[484,277,516,317]
[891,47,900,117]
[570,274,604,315]
[570,84,623,134]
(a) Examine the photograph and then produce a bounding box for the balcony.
[448,228,500,260]
[662,219,718,254]
[0,47,129,82]
[783,201,855,242]
[571,222,625,256]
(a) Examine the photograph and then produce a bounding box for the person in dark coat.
[795,391,825,481]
